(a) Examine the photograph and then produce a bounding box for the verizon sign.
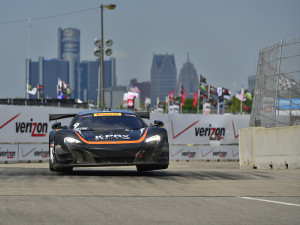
[0,105,82,143]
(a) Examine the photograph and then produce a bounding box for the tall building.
[177,54,199,98]
[150,54,177,105]
[79,58,116,105]
[58,27,80,98]
[28,27,118,105]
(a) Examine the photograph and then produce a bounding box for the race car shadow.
[57,169,171,177]
[52,168,272,180]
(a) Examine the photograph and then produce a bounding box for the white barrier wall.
[170,145,239,160]
[0,144,18,162]
[149,113,250,145]
[0,106,250,162]
[239,126,300,169]
[0,144,49,162]
[149,113,250,161]
[0,105,82,143]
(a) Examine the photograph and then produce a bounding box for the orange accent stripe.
[74,128,148,145]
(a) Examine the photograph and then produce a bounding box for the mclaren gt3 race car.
[49,110,169,173]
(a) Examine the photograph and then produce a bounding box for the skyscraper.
[80,58,116,105]
[150,54,177,105]
[177,54,199,98]
[27,28,118,104]
[58,27,80,98]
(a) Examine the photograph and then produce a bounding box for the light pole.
[96,4,116,108]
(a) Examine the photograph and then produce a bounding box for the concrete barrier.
[239,127,264,168]
[239,126,300,169]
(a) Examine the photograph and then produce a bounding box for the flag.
[210,94,218,106]
[169,90,174,101]
[127,92,139,108]
[181,90,186,107]
[210,86,217,95]
[200,84,208,98]
[193,91,198,108]
[129,83,140,93]
[57,78,72,98]
[222,88,230,96]
[245,91,252,101]
[200,74,206,83]
[200,84,207,92]
[180,85,184,96]
[244,102,251,112]
[27,83,37,95]
[236,88,246,101]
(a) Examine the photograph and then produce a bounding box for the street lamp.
[95,4,116,108]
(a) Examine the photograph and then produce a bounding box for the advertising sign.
[167,114,249,145]
[0,105,82,143]
[170,145,239,160]
[18,144,49,161]
[277,99,300,110]
[0,144,18,162]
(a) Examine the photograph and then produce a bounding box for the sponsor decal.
[74,128,148,144]
[213,151,227,157]
[21,147,49,158]
[0,147,16,159]
[182,151,196,158]
[195,124,225,137]
[94,113,122,117]
[73,123,88,131]
[33,150,49,158]
[95,134,131,140]
[15,118,48,137]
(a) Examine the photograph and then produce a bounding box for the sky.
[0,0,299,99]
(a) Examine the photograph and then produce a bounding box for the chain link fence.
[250,37,300,127]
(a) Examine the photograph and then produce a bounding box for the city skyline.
[0,0,299,99]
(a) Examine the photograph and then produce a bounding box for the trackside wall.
[0,105,250,162]
[239,126,300,169]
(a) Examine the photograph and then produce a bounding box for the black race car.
[49,109,169,173]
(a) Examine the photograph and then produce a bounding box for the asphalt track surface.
[0,161,299,225]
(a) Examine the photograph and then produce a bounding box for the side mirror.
[51,122,62,129]
[154,120,164,127]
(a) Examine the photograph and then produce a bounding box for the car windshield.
[71,112,146,130]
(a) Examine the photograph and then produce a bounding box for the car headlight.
[64,137,81,144]
[145,135,161,143]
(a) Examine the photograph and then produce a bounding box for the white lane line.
[238,197,300,207]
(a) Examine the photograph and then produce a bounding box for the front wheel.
[49,141,73,173]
